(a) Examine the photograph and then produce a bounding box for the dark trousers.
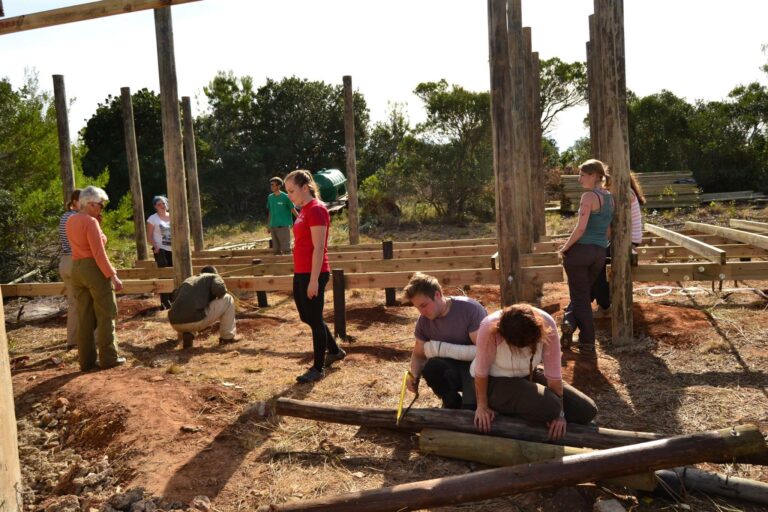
[422,358,475,409]
[293,272,339,371]
[153,248,173,308]
[590,245,612,310]
[563,243,606,346]
[487,370,598,424]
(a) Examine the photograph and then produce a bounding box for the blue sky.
[1,0,767,151]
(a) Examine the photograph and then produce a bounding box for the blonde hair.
[579,159,611,188]
[284,170,319,199]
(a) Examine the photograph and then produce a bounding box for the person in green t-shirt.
[266,177,298,255]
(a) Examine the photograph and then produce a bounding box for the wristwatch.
[559,410,565,419]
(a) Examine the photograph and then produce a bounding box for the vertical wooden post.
[342,76,360,245]
[488,0,521,304]
[382,241,396,306]
[53,74,75,209]
[507,0,533,257]
[120,87,149,262]
[332,269,347,340]
[257,290,269,307]
[0,288,23,511]
[588,13,606,161]
[182,96,204,252]
[154,7,192,287]
[594,0,633,344]
[531,51,546,240]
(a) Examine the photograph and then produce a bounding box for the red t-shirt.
[292,198,330,273]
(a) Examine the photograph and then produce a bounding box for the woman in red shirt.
[284,170,345,383]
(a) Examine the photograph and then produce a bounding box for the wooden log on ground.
[656,466,768,505]
[275,398,767,465]
[256,424,766,512]
[0,287,23,510]
[419,428,656,491]
[0,0,200,35]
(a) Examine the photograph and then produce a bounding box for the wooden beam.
[182,96,204,252]
[488,0,522,303]
[685,222,768,251]
[530,50,546,241]
[635,244,768,261]
[618,261,768,282]
[0,287,23,510]
[53,75,75,209]
[730,219,768,234]
[0,0,200,35]
[645,223,726,265]
[121,87,149,261]
[342,76,360,245]
[154,6,193,287]
[419,429,656,491]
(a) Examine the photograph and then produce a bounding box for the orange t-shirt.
[65,213,116,279]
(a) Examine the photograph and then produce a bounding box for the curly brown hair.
[494,304,545,350]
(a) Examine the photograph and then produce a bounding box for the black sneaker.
[182,332,194,349]
[324,348,347,368]
[296,367,325,383]
[575,343,596,356]
[102,357,126,370]
[219,337,239,345]
[560,323,574,350]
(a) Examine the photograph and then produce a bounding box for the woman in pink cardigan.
[66,186,125,372]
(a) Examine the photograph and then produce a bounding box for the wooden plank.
[342,76,360,245]
[730,219,768,234]
[645,223,726,265]
[618,261,768,282]
[636,244,768,261]
[53,75,75,209]
[0,0,200,35]
[0,287,23,510]
[685,222,768,251]
[121,87,150,261]
[420,429,656,491]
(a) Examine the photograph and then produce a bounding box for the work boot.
[182,332,194,349]
[219,337,239,345]
[560,322,574,350]
[324,348,347,368]
[296,367,325,383]
[102,357,126,370]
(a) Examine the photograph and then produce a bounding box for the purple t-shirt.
[414,296,487,345]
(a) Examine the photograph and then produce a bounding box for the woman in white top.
[591,172,646,317]
[147,195,173,309]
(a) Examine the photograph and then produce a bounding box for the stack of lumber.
[699,190,767,204]
[560,171,700,212]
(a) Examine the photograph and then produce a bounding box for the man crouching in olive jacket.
[168,265,238,348]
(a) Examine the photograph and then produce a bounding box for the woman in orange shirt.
[65,186,125,371]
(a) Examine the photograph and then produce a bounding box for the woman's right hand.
[474,404,496,433]
[111,275,123,292]
[152,245,159,254]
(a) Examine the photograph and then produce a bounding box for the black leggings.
[293,272,339,371]
[153,249,173,308]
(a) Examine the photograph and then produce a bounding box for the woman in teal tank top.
[558,159,614,354]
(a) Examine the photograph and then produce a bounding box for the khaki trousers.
[58,254,78,347]
[269,227,292,255]
[170,293,236,340]
[70,258,120,370]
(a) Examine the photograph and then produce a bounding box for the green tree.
[539,57,587,135]
[627,89,694,172]
[559,136,591,168]
[80,88,165,211]
[358,103,410,183]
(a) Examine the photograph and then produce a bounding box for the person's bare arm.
[560,193,595,254]
[407,340,427,393]
[307,225,327,298]
[545,377,566,440]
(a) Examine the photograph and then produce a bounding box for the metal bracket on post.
[383,241,396,306]
[332,268,346,341]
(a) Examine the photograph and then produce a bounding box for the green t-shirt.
[267,191,295,228]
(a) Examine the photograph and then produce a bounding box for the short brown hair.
[494,304,545,349]
[269,177,283,187]
[403,272,442,301]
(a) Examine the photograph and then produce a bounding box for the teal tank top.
[577,189,613,248]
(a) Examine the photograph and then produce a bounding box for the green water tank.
[313,168,347,203]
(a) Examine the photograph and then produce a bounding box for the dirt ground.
[6,272,768,511]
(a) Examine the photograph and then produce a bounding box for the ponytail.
[284,169,320,200]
